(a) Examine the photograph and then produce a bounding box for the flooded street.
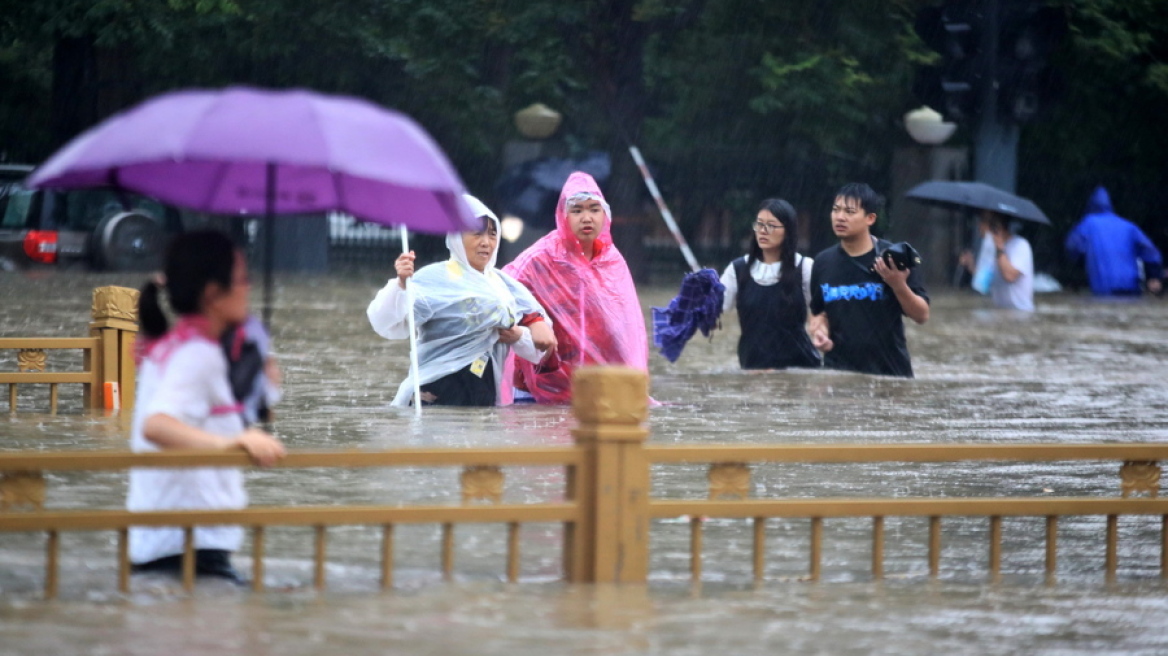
[3,268,1168,655]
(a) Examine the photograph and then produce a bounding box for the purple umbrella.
[28,86,477,323]
[29,86,476,416]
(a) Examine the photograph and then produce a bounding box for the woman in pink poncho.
[503,171,648,404]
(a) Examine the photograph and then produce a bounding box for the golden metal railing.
[644,444,1167,585]
[0,337,102,413]
[1,285,138,412]
[0,366,649,598]
[0,447,585,596]
[2,365,1165,599]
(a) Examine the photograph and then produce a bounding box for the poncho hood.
[447,194,501,272]
[555,171,614,257]
[1085,186,1113,216]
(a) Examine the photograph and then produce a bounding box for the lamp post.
[498,104,564,264]
[891,106,969,288]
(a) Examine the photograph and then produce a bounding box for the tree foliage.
[0,0,1164,261]
[1020,0,1168,265]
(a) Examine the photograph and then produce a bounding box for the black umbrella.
[904,181,1050,225]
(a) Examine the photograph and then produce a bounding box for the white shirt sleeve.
[262,377,283,409]
[1006,237,1033,278]
[367,279,412,339]
[720,262,738,313]
[146,342,217,427]
[510,327,544,364]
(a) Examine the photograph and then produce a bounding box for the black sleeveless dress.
[733,256,821,370]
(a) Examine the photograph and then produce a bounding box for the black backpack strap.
[221,324,264,402]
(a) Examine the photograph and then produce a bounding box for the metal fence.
[4,367,1168,599]
[326,212,740,284]
[0,286,138,413]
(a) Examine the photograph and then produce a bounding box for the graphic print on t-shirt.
[820,282,885,303]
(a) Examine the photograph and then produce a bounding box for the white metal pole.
[400,226,423,417]
[629,145,701,273]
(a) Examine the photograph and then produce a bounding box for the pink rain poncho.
[502,171,648,404]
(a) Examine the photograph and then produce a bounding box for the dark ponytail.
[137,230,237,338]
[138,280,169,338]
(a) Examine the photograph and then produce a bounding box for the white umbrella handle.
[400,226,423,417]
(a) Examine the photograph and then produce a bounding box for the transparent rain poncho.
[367,197,548,406]
[502,171,648,404]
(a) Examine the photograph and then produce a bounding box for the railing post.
[89,286,139,411]
[571,366,650,584]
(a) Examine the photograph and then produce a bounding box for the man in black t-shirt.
[808,183,930,378]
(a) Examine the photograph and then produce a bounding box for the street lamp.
[893,106,965,289]
[904,106,957,145]
[514,103,562,140]
[500,215,525,243]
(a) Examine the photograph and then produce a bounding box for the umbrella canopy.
[28,86,477,326]
[28,86,476,233]
[904,180,1050,225]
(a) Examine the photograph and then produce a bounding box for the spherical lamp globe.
[904,106,957,145]
[514,103,562,140]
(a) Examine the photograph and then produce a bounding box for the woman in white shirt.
[719,198,821,369]
[367,195,554,406]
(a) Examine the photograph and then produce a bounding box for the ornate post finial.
[91,286,140,324]
[572,366,649,428]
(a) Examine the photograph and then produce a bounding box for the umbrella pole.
[263,162,276,327]
[401,226,423,417]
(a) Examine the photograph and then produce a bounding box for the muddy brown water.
[2,269,1168,655]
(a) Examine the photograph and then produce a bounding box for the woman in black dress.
[718,198,820,370]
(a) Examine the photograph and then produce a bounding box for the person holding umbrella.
[904,180,1053,312]
[718,197,820,370]
[367,195,555,407]
[959,210,1035,311]
[220,314,282,426]
[808,183,930,378]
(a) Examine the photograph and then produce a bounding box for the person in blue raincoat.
[1066,186,1163,296]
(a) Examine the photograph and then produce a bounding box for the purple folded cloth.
[652,268,725,363]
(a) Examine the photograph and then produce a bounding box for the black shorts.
[419,359,496,407]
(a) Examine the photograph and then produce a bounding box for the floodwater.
[3,269,1168,655]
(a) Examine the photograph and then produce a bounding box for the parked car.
[0,163,183,271]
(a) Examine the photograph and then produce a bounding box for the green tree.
[642,0,930,249]
[2,0,1165,278]
[1020,0,1168,268]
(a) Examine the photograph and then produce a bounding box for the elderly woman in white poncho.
[367,195,555,406]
